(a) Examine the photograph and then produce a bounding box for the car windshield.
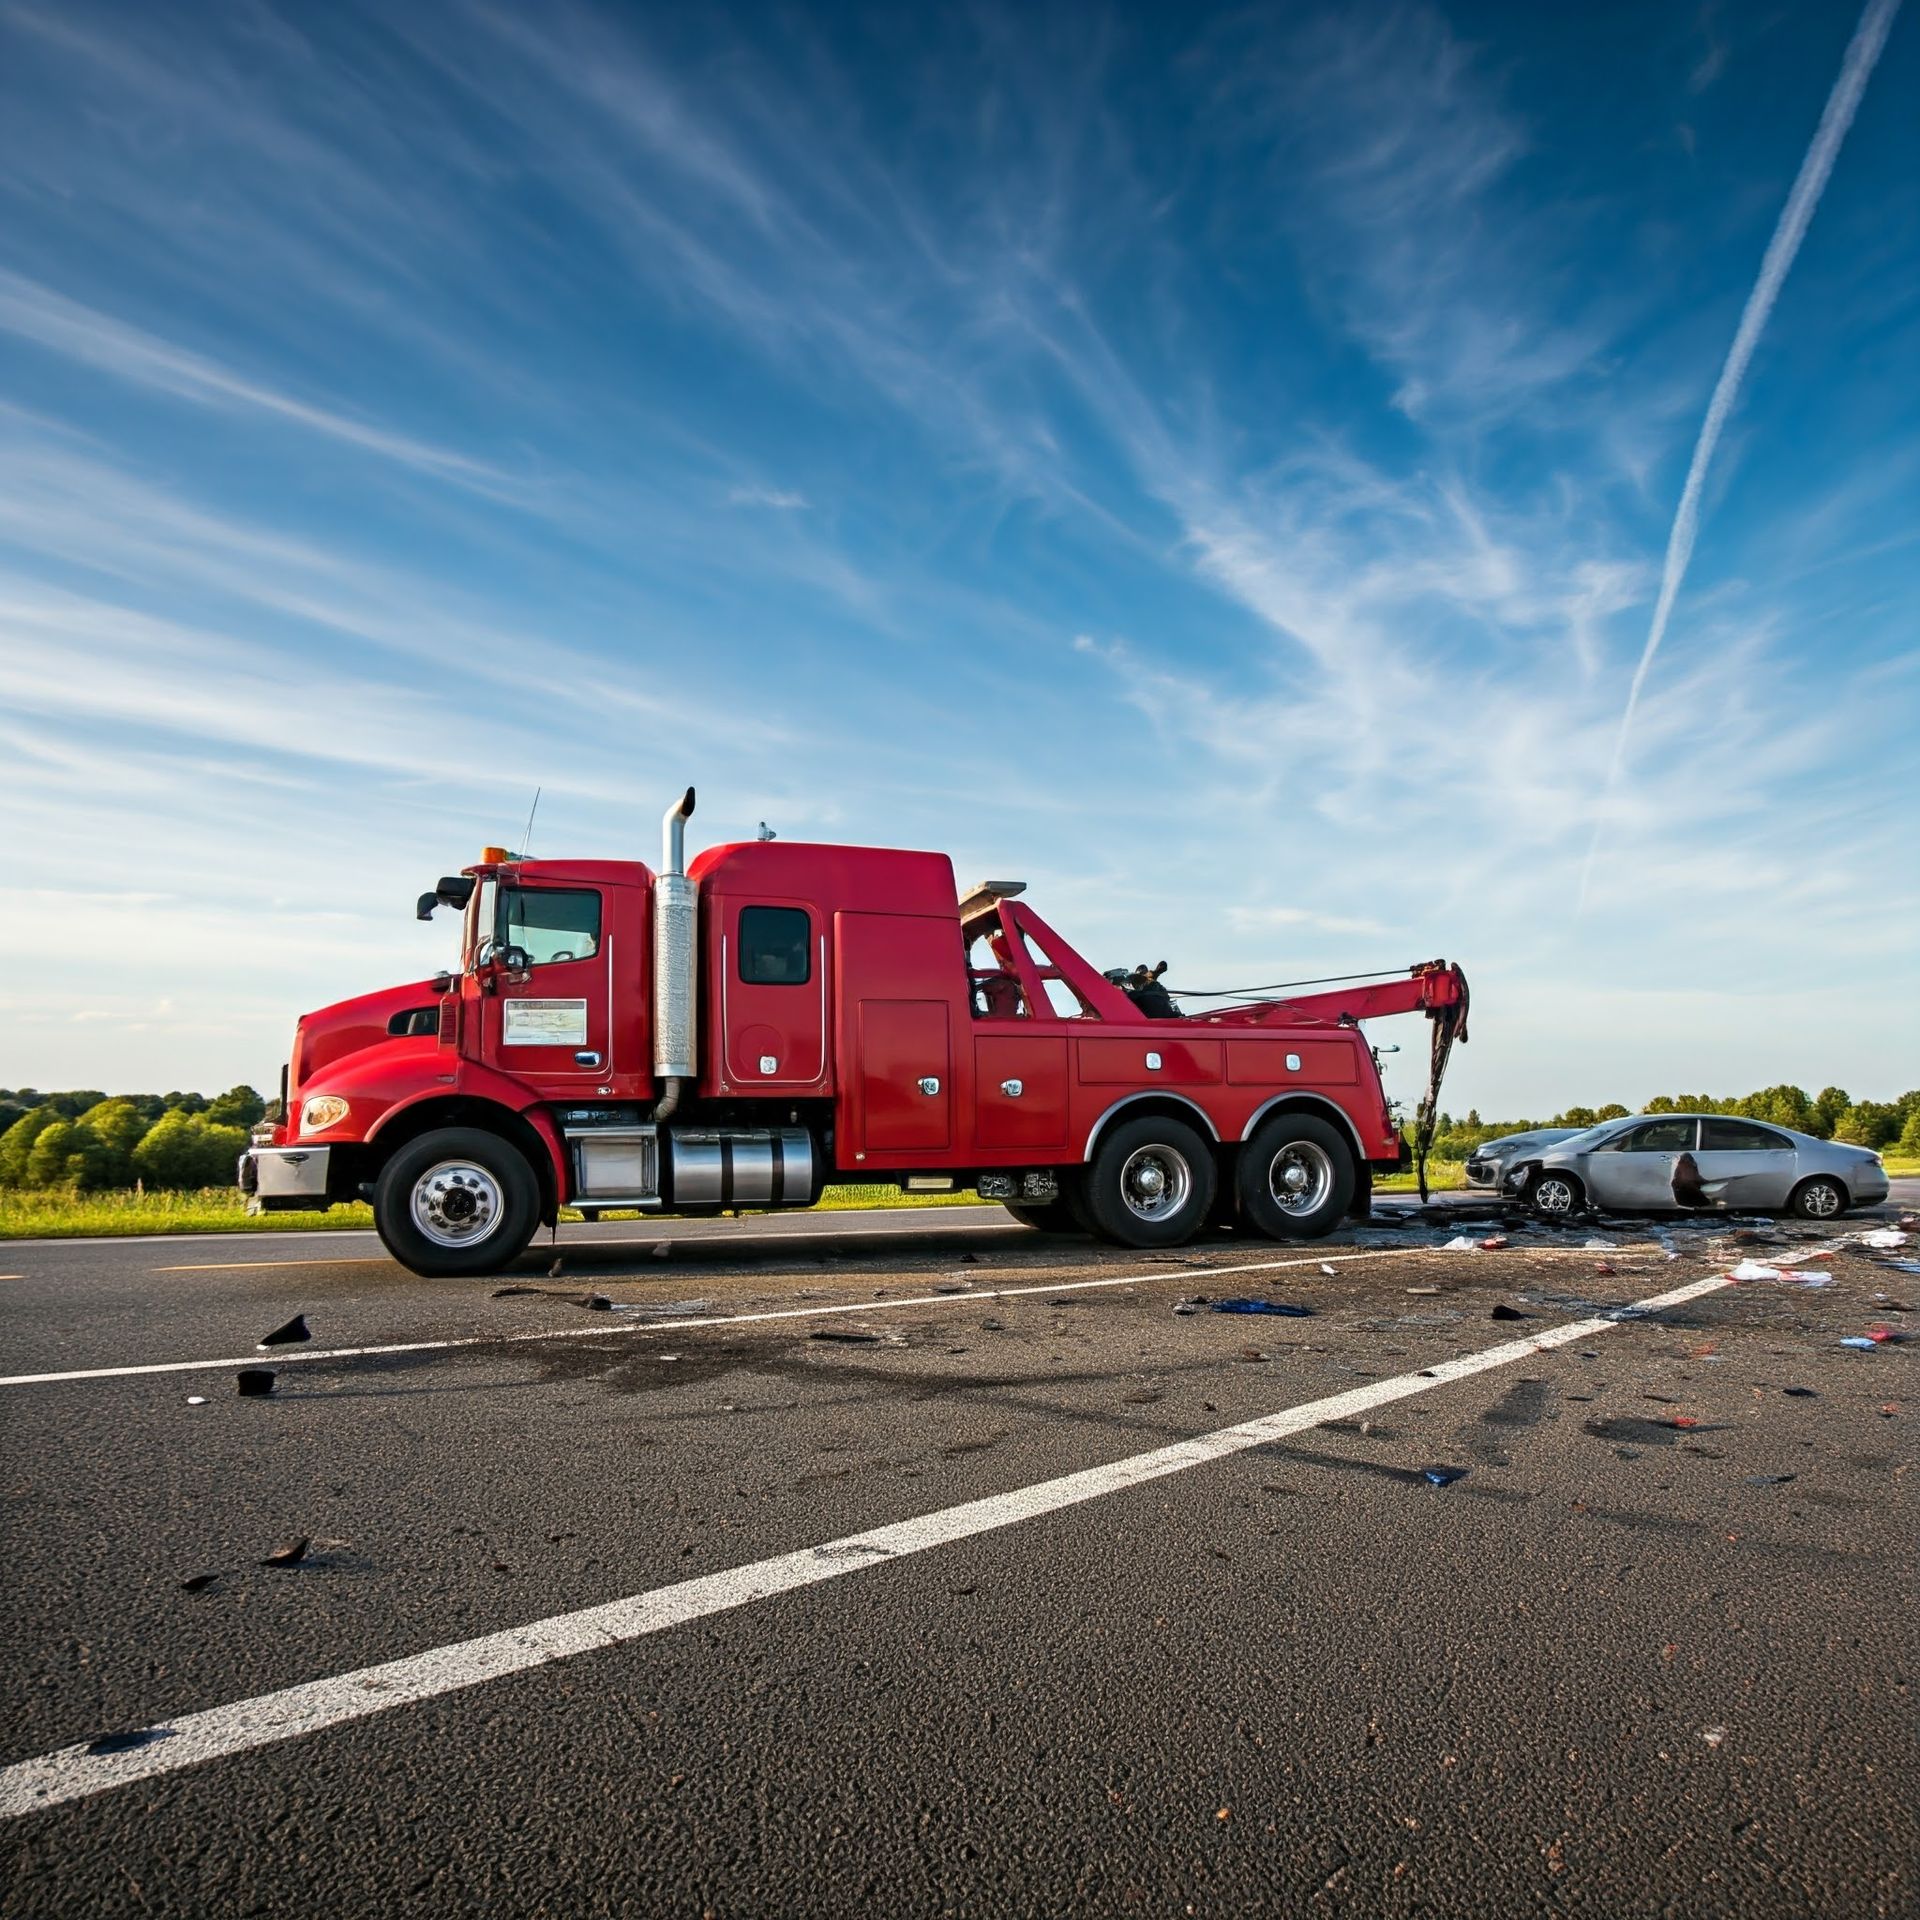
[1558,1120,1632,1152]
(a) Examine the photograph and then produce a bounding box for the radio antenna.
[519,786,542,859]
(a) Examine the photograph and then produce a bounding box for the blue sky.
[2,0,1915,1118]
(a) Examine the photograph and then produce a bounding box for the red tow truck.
[241,791,1469,1275]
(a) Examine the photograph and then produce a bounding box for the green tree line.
[1432,1083,1920,1164]
[0,1086,272,1192]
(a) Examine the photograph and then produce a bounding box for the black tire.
[1527,1168,1585,1220]
[1002,1198,1080,1232]
[374,1126,541,1277]
[1237,1115,1356,1240]
[1082,1114,1216,1248]
[1789,1175,1847,1221]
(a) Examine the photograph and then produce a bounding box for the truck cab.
[244,790,1467,1276]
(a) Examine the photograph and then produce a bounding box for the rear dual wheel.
[1236,1115,1355,1240]
[1082,1116,1217,1248]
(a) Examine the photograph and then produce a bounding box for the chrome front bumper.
[241,1145,332,1208]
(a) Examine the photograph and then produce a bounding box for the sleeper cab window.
[739,906,811,985]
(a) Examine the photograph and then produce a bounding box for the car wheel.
[1002,1198,1079,1233]
[1789,1175,1847,1221]
[374,1126,541,1277]
[1237,1115,1356,1240]
[1528,1169,1584,1219]
[1082,1115,1216,1248]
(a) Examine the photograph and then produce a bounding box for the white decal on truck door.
[502,999,588,1047]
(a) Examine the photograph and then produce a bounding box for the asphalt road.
[2,1194,1915,1918]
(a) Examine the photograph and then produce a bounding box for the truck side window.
[500,887,600,966]
[740,906,811,984]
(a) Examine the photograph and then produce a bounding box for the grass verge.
[0,1182,990,1240]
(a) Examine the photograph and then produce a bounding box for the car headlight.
[300,1095,350,1134]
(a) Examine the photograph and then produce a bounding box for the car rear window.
[1701,1118,1791,1151]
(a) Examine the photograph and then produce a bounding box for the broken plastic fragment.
[1210,1299,1312,1316]
[1858,1228,1907,1250]
[1441,1235,1479,1251]
[260,1536,311,1567]
[1478,1235,1509,1251]
[258,1313,310,1347]
[185,1395,206,1406]
[1840,1336,1879,1351]
[578,1293,613,1311]
[85,1728,173,1757]
[235,1369,275,1397]
[1422,1466,1468,1487]
[1490,1304,1527,1322]
[1700,1725,1727,1749]
[179,1572,220,1593]
[810,1330,880,1344]
[1729,1260,1784,1282]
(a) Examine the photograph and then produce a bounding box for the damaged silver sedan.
[1505,1114,1890,1220]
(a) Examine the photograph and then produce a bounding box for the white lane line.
[0,1269,1733,1819]
[150,1213,1013,1271]
[1,1249,1415,1388]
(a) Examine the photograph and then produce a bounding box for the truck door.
[718,899,827,1090]
[482,882,612,1096]
[835,911,961,1158]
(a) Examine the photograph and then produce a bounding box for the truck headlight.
[300,1095,350,1134]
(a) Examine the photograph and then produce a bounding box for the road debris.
[260,1537,310,1568]
[185,1395,206,1406]
[257,1313,310,1347]
[1701,1725,1728,1749]
[85,1730,172,1756]
[1744,1473,1797,1487]
[1405,1285,1439,1296]
[1490,1304,1528,1322]
[810,1330,880,1344]
[1422,1466,1469,1487]
[578,1293,613,1311]
[1210,1299,1312,1316]
[1478,1235,1510,1250]
[548,1258,564,1278]
[1730,1260,1784,1282]
[179,1572,220,1592]
[1840,1336,1881,1351]
[1858,1229,1908,1250]
[1781,1386,1818,1397]
[236,1369,275,1397]
[652,1242,672,1260]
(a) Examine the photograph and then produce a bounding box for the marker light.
[300,1095,350,1134]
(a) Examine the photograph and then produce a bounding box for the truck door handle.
[574,1050,603,1067]
[918,1077,941,1096]
[1001,1079,1023,1097]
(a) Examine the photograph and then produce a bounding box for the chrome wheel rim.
[411,1160,504,1248]
[1268,1140,1334,1215]
[1534,1175,1577,1216]
[1120,1144,1192,1222]
[1802,1181,1841,1218]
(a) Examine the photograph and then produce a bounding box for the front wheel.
[1528,1169,1585,1219]
[1789,1175,1847,1220]
[1082,1115,1216,1248]
[374,1127,541,1277]
[1237,1115,1355,1240]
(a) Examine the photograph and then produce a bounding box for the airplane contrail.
[1578,0,1903,907]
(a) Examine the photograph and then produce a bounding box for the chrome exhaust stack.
[653,786,697,1119]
